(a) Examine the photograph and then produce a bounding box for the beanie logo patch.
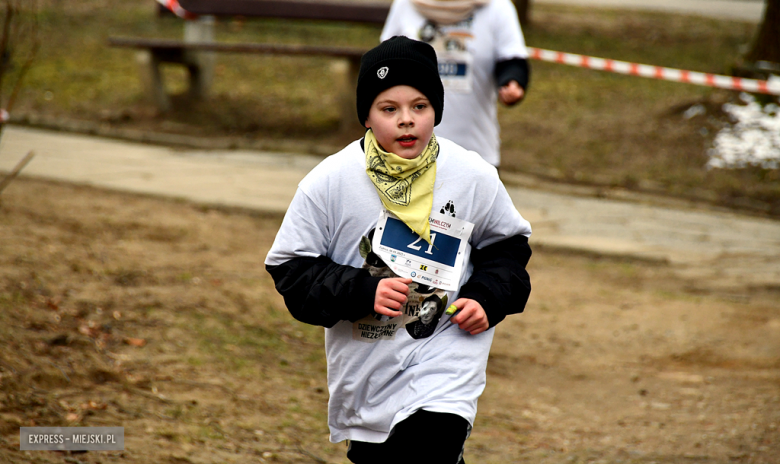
[377,66,389,79]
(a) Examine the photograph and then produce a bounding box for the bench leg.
[184,16,215,100]
[136,50,171,112]
[335,56,360,134]
[186,63,207,101]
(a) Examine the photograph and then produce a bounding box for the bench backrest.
[178,0,391,24]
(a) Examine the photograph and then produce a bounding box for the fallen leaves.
[123,337,147,347]
[80,400,108,411]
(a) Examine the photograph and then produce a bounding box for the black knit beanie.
[356,36,444,127]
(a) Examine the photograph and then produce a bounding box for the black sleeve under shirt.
[494,58,531,93]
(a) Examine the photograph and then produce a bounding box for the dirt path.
[1,178,778,463]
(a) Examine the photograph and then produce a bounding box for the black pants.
[346,410,469,464]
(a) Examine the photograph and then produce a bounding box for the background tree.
[743,0,780,74]
[514,0,531,28]
[0,0,40,138]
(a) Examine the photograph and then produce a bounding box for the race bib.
[371,210,474,291]
[437,49,473,93]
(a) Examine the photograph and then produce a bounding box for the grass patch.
[5,0,779,215]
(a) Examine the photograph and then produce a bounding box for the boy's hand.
[499,80,525,106]
[374,277,412,318]
[448,298,489,335]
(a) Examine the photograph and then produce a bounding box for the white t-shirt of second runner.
[381,0,529,167]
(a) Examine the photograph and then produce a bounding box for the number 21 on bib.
[371,210,474,291]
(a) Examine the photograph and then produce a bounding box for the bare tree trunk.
[744,0,780,66]
[514,0,531,28]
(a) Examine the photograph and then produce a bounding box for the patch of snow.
[706,92,780,170]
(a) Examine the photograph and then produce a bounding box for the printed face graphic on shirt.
[354,228,449,343]
[419,20,475,93]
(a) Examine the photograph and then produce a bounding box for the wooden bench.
[108,0,390,131]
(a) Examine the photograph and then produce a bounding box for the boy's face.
[365,85,435,160]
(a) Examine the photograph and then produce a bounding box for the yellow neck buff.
[365,129,439,244]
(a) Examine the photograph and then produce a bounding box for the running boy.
[265,36,532,464]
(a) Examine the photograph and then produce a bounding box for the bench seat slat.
[177,0,390,24]
[108,37,368,59]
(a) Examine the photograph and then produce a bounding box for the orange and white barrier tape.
[528,47,780,96]
[157,0,197,19]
